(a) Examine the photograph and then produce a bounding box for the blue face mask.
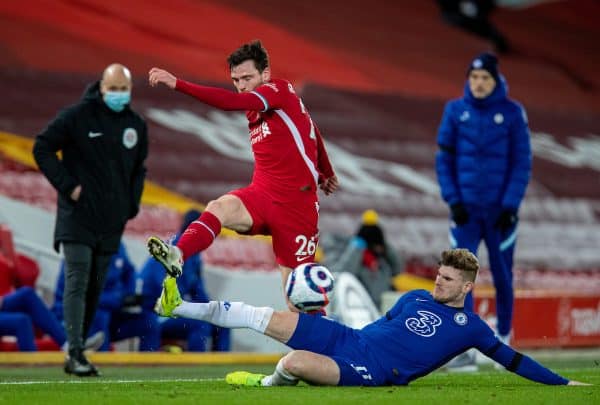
[103,91,131,112]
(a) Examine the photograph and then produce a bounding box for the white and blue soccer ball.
[285,263,335,311]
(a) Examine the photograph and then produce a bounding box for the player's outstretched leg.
[147,236,183,277]
[154,276,182,317]
[226,371,267,387]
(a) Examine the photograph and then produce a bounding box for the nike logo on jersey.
[88,131,103,138]
[296,255,312,262]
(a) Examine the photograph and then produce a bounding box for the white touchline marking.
[0,377,223,385]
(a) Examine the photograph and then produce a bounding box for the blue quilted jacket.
[436,77,531,209]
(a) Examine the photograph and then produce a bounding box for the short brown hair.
[439,249,479,282]
[227,40,269,72]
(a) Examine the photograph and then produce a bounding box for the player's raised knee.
[280,351,306,376]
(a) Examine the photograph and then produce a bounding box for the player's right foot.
[147,236,183,277]
[154,276,182,317]
[225,371,266,387]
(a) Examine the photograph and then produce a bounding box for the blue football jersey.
[288,290,568,385]
[359,290,497,384]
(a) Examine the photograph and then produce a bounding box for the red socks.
[176,211,222,260]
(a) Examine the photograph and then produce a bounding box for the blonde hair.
[440,249,479,282]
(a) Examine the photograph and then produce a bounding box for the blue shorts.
[287,313,386,386]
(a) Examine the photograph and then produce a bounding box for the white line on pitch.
[0,377,223,385]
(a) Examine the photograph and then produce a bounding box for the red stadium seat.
[0,224,16,268]
[14,253,40,289]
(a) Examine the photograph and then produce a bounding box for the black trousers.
[62,242,115,354]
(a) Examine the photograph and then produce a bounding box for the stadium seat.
[0,224,16,268]
[0,226,60,351]
[14,253,40,289]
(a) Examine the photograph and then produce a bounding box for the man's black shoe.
[64,352,100,377]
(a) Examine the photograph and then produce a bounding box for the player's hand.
[494,209,518,231]
[319,175,339,195]
[450,203,469,225]
[70,185,82,202]
[568,380,591,386]
[148,67,177,89]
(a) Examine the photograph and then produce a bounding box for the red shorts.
[229,185,319,268]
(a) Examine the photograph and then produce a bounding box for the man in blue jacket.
[435,52,531,368]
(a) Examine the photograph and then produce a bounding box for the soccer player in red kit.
[147,40,338,311]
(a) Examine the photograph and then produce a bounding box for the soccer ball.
[285,263,334,311]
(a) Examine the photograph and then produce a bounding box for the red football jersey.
[248,79,322,201]
[176,77,335,202]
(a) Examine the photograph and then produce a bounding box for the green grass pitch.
[0,359,598,404]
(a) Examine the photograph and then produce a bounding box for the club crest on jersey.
[123,128,138,149]
[454,312,468,326]
[261,121,271,136]
[494,113,504,124]
[405,310,442,337]
[250,122,271,145]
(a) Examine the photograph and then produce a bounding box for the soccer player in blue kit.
[155,249,588,387]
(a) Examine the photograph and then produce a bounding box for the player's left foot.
[147,236,183,277]
[225,371,266,387]
[154,276,182,317]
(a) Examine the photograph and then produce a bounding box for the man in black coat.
[33,63,148,376]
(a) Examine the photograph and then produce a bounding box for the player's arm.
[502,104,532,209]
[315,124,334,178]
[435,102,461,206]
[130,120,148,219]
[32,108,80,200]
[314,124,338,195]
[98,271,124,311]
[480,337,588,385]
[148,68,264,111]
[120,245,137,297]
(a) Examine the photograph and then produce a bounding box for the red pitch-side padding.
[475,294,600,348]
